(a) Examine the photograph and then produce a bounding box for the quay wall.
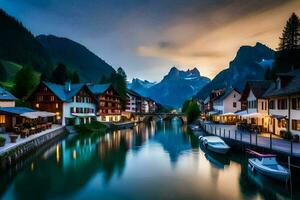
[0,127,65,170]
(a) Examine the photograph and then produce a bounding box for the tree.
[13,66,36,98]
[71,71,80,83]
[0,62,7,82]
[51,62,68,84]
[184,100,200,123]
[110,67,127,109]
[267,13,300,80]
[278,13,300,51]
[99,74,111,84]
[182,99,191,113]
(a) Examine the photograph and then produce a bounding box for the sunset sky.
[1,0,300,82]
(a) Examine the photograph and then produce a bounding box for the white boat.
[189,125,199,131]
[199,136,230,154]
[247,149,290,182]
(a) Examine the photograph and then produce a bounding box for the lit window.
[0,115,5,123]
[50,96,55,101]
[36,103,39,108]
[56,103,59,109]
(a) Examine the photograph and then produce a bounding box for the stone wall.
[0,127,65,170]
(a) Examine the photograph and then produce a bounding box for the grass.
[0,59,41,91]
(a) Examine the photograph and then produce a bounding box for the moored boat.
[247,149,290,182]
[199,136,230,154]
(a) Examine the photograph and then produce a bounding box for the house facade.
[29,82,96,126]
[239,81,271,131]
[264,69,300,136]
[88,84,122,122]
[0,86,16,108]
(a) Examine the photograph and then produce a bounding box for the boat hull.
[207,144,230,154]
[248,159,289,182]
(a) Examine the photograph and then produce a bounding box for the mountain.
[132,67,210,108]
[195,42,275,100]
[128,78,156,96]
[0,9,53,74]
[36,34,115,82]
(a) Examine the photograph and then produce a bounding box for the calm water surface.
[0,119,299,200]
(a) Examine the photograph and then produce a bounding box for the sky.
[1,0,300,82]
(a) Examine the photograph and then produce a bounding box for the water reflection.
[0,119,298,200]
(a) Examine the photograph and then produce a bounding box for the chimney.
[64,81,71,92]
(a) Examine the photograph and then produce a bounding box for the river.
[0,119,299,200]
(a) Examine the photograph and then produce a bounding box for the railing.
[200,122,299,157]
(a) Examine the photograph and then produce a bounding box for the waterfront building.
[125,89,141,113]
[88,83,122,122]
[29,82,96,126]
[211,88,241,124]
[239,80,271,132]
[263,69,300,137]
[0,86,16,107]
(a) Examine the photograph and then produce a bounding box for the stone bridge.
[133,113,187,124]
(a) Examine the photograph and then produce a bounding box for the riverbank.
[0,125,65,170]
[196,121,300,167]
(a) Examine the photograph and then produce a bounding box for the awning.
[241,112,269,118]
[71,113,96,117]
[270,114,287,120]
[235,110,247,116]
[20,111,56,119]
[207,111,219,116]
[221,112,237,116]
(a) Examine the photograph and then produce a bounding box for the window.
[56,103,59,109]
[277,98,287,110]
[292,97,300,110]
[278,119,287,128]
[261,101,264,110]
[37,96,43,102]
[292,120,300,131]
[50,96,55,101]
[0,115,5,123]
[36,103,39,108]
[233,102,237,108]
[269,100,275,109]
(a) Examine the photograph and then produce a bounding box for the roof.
[263,69,300,97]
[0,87,17,101]
[214,88,240,102]
[240,80,271,101]
[0,107,35,115]
[88,84,111,95]
[43,82,85,102]
[127,89,142,98]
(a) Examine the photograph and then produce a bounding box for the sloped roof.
[0,107,35,115]
[43,82,85,102]
[0,86,17,101]
[240,80,271,101]
[87,83,111,95]
[127,89,142,98]
[214,88,240,102]
[263,69,300,97]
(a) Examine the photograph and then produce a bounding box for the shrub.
[282,131,293,140]
[185,101,200,123]
[0,136,6,147]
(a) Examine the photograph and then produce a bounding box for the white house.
[239,81,271,132]
[264,69,300,137]
[212,88,241,123]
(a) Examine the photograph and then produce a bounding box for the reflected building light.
[31,162,35,172]
[73,150,77,160]
[56,144,60,163]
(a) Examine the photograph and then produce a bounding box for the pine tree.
[110,67,127,109]
[13,66,36,98]
[278,13,300,51]
[0,62,7,82]
[71,71,80,83]
[51,62,68,84]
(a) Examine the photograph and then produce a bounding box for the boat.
[199,136,230,154]
[247,149,290,182]
[189,125,199,131]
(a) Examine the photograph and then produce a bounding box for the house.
[263,69,300,137]
[28,82,96,126]
[88,84,122,122]
[126,89,141,113]
[211,88,241,123]
[239,80,271,132]
[0,86,16,107]
[147,98,157,113]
